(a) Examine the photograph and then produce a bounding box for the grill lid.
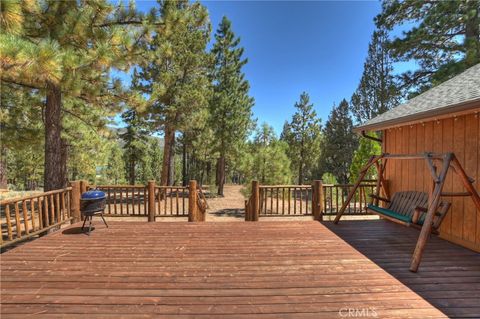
[81,190,106,200]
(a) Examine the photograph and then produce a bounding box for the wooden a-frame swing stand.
[333,152,480,272]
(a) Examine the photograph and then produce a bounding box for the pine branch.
[61,108,101,133]
[1,78,42,90]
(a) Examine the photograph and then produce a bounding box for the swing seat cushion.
[367,204,413,223]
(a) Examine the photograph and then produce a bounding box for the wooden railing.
[323,180,377,215]
[89,180,205,219]
[245,180,377,220]
[1,187,75,248]
[1,180,206,248]
[259,185,313,215]
[95,185,148,216]
[155,186,189,217]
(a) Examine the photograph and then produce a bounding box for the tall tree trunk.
[206,161,211,185]
[128,156,135,185]
[160,125,174,187]
[298,162,303,185]
[217,154,225,196]
[61,139,68,187]
[0,146,7,189]
[465,3,480,65]
[44,82,66,191]
[168,134,175,185]
[182,140,187,186]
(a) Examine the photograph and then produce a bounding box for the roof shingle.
[356,63,480,131]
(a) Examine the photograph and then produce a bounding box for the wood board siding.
[384,111,480,252]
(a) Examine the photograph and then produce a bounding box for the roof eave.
[353,99,480,133]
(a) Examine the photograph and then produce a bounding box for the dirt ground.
[204,184,246,221]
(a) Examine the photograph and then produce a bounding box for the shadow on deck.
[1,219,479,318]
[323,220,480,318]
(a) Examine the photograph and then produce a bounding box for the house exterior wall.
[383,110,479,252]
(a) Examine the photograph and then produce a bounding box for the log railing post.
[147,180,155,222]
[80,180,88,194]
[244,200,249,221]
[313,180,323,221]
[70,181,81,223]
[251,180,259,221]
[188,180,198,222]
[79,180,88,221]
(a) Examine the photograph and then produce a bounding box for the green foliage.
[241,123,292,185]
[322,99,358,184]
[280,92,322,184]
[103,142,126,185]
[1,0,151,189]
[349,134,381,183]
[120,108,150,184]
[376,0,480,93]
[351,29,401,123]
[321,173,338,185]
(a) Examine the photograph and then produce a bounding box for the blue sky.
[120,1,385,134]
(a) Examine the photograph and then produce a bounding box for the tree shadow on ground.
[209,209,244,219]
[62,226,96,235]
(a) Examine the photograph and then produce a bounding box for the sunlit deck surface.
[1,220,479,318]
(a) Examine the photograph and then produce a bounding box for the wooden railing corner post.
[188,180,198,222]
[70,181,81,223]
[252,180,259,221]
[147,180,156,222]
[313,180,323,221]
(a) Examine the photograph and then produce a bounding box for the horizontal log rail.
[259,185,312,189]
[1,187,73,249]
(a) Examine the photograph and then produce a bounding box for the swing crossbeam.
[333,152,480,272]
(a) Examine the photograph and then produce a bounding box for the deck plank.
[1,220,479,318]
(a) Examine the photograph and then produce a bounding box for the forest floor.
[205,184,246,221]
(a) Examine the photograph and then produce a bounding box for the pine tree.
[349,133,381,183]
[322,99,358,184]
[0,83,44,189]
[120,108,149,185]
[351,29,401,123]
[210,16,254,195]
[0,0,150,190]
[137,0,211,187]
[104,142,125,185]
[281,92,322,185]
[248,123,291,185]
[376,0,480,93]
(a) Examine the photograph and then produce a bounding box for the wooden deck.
[1,220,479,318]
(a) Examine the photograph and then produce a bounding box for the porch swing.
[333,152,480,272]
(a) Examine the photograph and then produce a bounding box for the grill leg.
[81,215,88,230]
[88,215,93,236]
[100,212,109,228]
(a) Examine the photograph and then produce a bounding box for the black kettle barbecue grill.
[80,190,108,235]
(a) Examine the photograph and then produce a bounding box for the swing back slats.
[368,191,449,230]
[387,192,429,218]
